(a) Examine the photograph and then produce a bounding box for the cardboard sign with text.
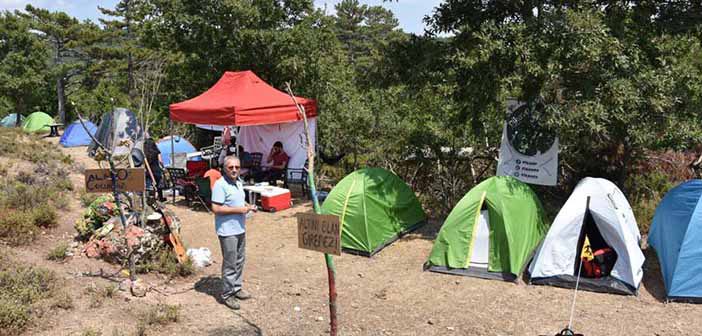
[297,213,341,256]
[84,168,145,193]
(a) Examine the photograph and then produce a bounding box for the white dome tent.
[528,177,645,295]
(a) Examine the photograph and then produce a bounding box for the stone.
[130,279,147,297]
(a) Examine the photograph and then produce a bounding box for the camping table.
[47,123,63,137]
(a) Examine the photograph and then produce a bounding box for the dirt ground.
[5,136,702,336]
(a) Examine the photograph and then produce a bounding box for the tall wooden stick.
[285,83,337,336]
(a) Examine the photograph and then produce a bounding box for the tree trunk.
[15,98,24,127]
[57,76,66,124]
[126,0,135,102]
[618,141,631,191]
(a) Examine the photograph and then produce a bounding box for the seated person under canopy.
[255,141,289,184]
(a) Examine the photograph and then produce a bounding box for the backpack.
[582,247,616,278]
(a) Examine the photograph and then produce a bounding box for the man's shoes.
[223,296,240,310]
[235,289,252,300]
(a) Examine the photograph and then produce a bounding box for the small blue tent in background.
[157,136,197,166]
[649,179,702,302]
[60,120,97,147]
[1,113,23,127]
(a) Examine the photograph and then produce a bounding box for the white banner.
[497,101,558,186]
[237,118,316,172]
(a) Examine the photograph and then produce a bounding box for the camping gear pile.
[76,194,184,266]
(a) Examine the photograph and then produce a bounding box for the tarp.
[22,112,53,133]
[321,168,426,256]
[237,118,316,171]
[60,120,97,147]
[89,108,144,157]
[649,180,702,302]
[157,135,197,166]
[528,177,644,295]
[425,176,548,281]
[1,113,23,127]
[169,71,317,126]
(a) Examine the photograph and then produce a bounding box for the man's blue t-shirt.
[211,175,246,236]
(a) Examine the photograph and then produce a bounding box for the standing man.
[211,155,257,310]
[143,134,165,201]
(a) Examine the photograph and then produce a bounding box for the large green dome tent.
[321,168,426,256]
[22,112,54,133]
[425,176,548,281]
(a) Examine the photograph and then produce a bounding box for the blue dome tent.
[157,136,198,166]
[649,179,702,303]
[1,113,23,127]
[60,120,97,147]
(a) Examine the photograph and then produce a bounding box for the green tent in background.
[321,168,426,256]
[425,176,548,281]
[1,113,23,127]
[22,112,53,133]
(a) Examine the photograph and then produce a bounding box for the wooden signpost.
[85,168,145,193]
[297,213,341,256]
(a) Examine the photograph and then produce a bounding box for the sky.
[0,0,443,35]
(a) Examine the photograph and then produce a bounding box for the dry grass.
[84,283,119,309]
[0,129,75,245]
[135,304,180,336]
[0,253,60,336]
[47,241,70,262]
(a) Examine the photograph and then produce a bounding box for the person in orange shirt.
[204,165,223,189]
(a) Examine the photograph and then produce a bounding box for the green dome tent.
[321,168,426,256]
[22,112,54,133]
[425,176,548,281]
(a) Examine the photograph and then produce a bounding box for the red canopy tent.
[169,70,317,126]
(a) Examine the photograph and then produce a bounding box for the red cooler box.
[260,187,291,212]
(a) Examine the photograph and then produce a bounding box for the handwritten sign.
[84,168,145,193]
[297,213,341,256]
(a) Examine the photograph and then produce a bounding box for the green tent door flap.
[321,168,426,256]
[425,176,548,281]
[22,112,54,133]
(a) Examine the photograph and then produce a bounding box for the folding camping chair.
[285,159,309,198]
[164,167,209,212]
[241,152,263,181]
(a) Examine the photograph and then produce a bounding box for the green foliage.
[47,241,70,261]
[0,256,59,336]
[74,194,117,240]
[0,210,36,246]
[138,249,193,278]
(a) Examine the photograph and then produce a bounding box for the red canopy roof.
[169,71,317,126]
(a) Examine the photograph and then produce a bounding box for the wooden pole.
[285,83,337,336]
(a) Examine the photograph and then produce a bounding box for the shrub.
[32,204,58,228]
[138,249,194,278]
[0,210,36,246]
[0,259,58,335]
[50,291,74,310]
[47,242,70,262]
[80,192,103,208]
[80,328,102,336]
[0,182,45,211]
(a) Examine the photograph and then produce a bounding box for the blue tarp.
[60,120,97,147]
[649,179,702,301]
[157,136,198,166]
